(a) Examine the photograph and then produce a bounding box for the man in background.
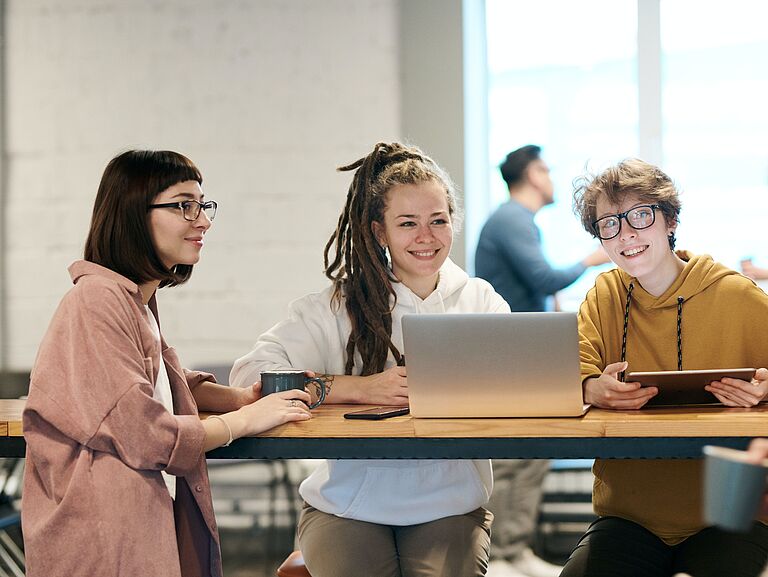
[475,145,607,577]
[476,144,607,312]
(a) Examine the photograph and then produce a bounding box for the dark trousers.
[560,516,768,577]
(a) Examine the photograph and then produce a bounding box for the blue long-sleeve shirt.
[474,199,585,312]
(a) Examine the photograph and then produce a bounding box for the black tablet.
[626,368,756,406]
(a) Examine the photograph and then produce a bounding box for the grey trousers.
[297,503,493,577]
[486,459,550,561]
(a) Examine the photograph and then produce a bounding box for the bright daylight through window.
[482,0,768,308]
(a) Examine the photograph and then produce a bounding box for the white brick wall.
[4,0,401,374]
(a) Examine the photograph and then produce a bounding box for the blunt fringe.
[84,149,202,288]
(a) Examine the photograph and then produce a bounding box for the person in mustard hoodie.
[559,159,768,577]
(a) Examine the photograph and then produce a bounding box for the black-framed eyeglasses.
[591,204,660,240]
[148,200,218,222]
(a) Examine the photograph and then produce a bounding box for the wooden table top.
[6,399,768,458]
[5,399,768,439]
[0,399,24,437]
[247,403,768,439]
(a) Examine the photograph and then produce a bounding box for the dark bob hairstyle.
[84,149,203,288]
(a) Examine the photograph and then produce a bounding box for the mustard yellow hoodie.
[579,251,768,544]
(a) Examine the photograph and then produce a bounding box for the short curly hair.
[573,158,681,248]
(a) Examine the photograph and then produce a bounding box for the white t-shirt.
[145,306,176,500]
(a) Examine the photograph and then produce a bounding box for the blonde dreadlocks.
[324,142,459,375]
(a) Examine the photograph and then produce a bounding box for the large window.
[481,0,768,307]
[661,0,768,268]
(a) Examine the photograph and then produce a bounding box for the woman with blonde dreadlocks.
[231,142,509,576]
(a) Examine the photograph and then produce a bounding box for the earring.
[667,231,676,250]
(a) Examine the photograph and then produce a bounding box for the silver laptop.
[403,312,587,418]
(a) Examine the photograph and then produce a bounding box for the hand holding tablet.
[704,367,768,407]
[627,368,757,406]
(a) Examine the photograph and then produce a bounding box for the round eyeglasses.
[591,204,660,240]
[148,199,218,221]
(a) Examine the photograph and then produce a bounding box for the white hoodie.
[230,259,510,525]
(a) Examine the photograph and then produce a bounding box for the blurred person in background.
[475,144,608,577]
[741,258,768,281]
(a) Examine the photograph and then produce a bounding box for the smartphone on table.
[344,406,410,420]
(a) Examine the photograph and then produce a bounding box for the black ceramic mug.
[260,370,326,409]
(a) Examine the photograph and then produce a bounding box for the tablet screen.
[626,368,756,406]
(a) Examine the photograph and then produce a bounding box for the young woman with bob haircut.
[231,142,510,577]
[560,158,768,577]
[22,150,311,577]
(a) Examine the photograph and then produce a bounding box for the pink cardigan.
[22,261,222,577]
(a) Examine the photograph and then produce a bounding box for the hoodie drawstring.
[619,282,685,381]
[676,296,684,371]
[436,290,446,313]
[408,289,447,314]
[619,283,634,382]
